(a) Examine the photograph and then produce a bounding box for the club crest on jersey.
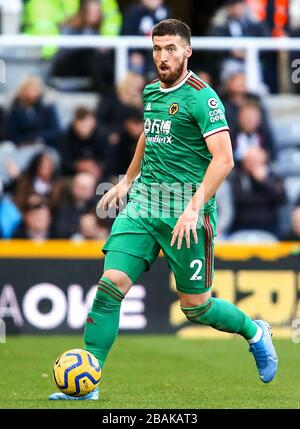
[169,103,179,115]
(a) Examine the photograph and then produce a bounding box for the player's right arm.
[99,132,146,210]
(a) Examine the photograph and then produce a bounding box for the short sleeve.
[190,86,229,139]
[142,88,146,106]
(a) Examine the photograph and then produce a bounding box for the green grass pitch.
[0,335,299,409]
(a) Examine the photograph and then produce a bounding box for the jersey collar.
[159,70,193,93]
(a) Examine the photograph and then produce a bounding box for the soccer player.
[49,19,278,401]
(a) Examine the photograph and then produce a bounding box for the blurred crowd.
[0,0,299,242]
[0,72,145,240]
[1,0,300,90]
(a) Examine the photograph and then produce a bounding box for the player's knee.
[102,269,132,295]
[91,275,125,312]
[180,291,212,323]
[179,290,211,308]
[181,302,212,324]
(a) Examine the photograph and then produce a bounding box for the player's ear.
[185,45,192,59]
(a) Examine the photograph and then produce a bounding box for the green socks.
[181,297,257,340]
[84,277,258,370]
[84,276,124,368]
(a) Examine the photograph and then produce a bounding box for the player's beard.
[156,58,186,85]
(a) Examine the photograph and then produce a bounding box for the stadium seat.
[0,49,45,96]
[47,76,94,92]
[283,177,300,204]
[0,142,60,186]
[277,204,293,238]
[272,122,300,149]
[275,148,300,176]
[44,89,99,129]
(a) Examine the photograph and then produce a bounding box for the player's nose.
[160,51,169,62]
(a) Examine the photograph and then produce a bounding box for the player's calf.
[181,297,259,340]
[84,275,125,368]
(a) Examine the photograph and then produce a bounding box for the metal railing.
[0,35,299,90]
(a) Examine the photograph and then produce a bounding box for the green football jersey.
[129,70,229,221]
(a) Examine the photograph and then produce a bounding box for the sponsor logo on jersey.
[146,135,172,144]
[208,108,225,123]
[145,102,151,111]
[144,118,172,135]
[169,103,179,115]
[208,98,219,108]
[144,118,172,143]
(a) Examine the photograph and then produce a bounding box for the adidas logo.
[145,102,151,111]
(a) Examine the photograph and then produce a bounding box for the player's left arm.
[171,131,234,249]
[194,130,234,209]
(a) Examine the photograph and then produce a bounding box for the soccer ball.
[53,348,101,397]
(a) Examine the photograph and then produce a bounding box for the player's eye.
[153,47,160,52]
[168,47,176,52]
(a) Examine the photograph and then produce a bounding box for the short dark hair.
[152,19,191,45]
[74,106,95,121]
[24,194,49,213]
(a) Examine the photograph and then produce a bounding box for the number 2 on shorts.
[190,259,203,281]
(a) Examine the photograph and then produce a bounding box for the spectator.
[208,0,269,39]
[52,172,97,238]
[207,0,270,90]
[97,72,145,147]
[121,0,172,76]
[247,0,288,37]
[232,101,274,162]
[247,0,289,92]
[6,76,61,148]
[13,194,54,240]
[12,151,59,211]
[221,66,274,148]
[122,0,170,36]
[22,0,122,58]
[196,69,213,86]
[61,107,107,180]
[106,108,144,177]
[0,183,22,239]
[215,179,234,240]
[72,211,110,240]
[282,206,300,241]
[49,0,114,93]
[230,145,286,235]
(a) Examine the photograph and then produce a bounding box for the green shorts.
[102,203,217,294]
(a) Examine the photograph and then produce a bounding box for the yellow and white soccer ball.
[53,348,101,397]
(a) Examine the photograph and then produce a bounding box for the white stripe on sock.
[248,326,263,344]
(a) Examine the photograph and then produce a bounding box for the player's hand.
[98,178,131,211]
[170,207,199,250]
